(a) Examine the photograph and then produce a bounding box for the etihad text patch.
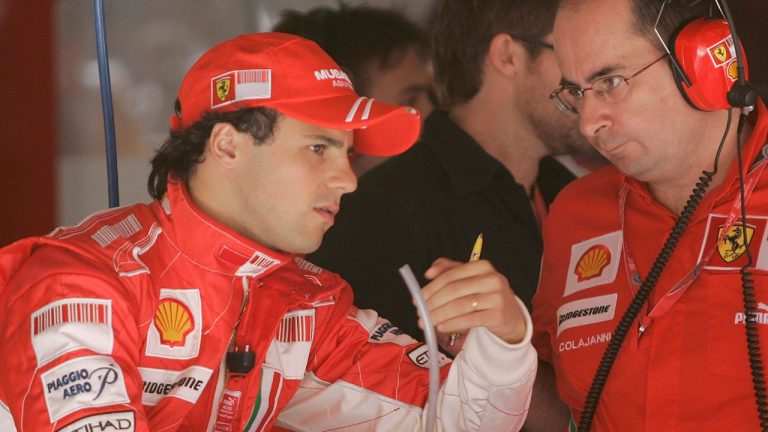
[56,411,135,432]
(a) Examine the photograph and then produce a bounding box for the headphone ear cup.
[671,18,748,111]
[668,50,698,109]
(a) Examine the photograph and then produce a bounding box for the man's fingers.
[423,257,462,280]
[422,259,497,301]
[423,266,506,309]
[429,289,504,328]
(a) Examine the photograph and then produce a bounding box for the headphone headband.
[666,0,756,110]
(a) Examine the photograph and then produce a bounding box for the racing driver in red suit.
[0,33,536,431]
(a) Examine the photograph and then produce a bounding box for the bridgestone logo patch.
[559,305,612,325]
[556,293,617,336]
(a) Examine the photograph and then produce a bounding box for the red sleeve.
[532,214,562,364]
[309,287,450,407]
[0,246,150,431]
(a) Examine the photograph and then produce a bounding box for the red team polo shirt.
[533,101,768,431]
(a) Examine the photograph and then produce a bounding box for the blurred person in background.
[312,0,589,349]
[274,2,434,175]
[310,2,590,429]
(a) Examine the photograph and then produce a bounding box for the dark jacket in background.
[310,110,575,339]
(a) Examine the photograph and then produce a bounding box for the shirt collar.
[160,178,292,278]
[422,110,507,196]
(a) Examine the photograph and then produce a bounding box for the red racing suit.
[532,101,768,431]
[0,178,537,432]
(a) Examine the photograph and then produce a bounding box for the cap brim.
[271,95,421,156]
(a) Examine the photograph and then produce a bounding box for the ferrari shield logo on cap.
[211,69,271,109]
[718,224,755,263]
[215,77,231,102]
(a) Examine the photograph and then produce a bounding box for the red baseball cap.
[171,32,421,156]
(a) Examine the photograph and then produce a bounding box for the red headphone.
[670,17,755,111]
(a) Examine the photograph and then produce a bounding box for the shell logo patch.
[564,231,623,297]
[146,289,202,359]
[575,245,611,282]
[727,60,739,81]
[154,299,194,347]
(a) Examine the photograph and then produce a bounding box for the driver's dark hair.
[148,105,280,199]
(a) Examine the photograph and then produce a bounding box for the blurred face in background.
[351,45,434,176]
[516,34,590,156]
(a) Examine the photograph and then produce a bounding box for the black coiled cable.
[742,268,768,430]
[734,110,768,430]
[578,110,733,431]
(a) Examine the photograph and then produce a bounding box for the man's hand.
[420,258,527,345]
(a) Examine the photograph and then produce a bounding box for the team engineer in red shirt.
[531,0,767,430]
[0,33,537,431]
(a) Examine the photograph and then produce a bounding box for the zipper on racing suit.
[206,276,252,432]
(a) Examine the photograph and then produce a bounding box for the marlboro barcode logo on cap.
[211,69,272,109]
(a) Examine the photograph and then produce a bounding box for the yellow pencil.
[448,233,483,346]
[469,233,483,262]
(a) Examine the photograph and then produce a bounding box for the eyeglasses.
[549,54,667,114]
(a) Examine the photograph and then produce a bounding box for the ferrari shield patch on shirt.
[564,231,623,296]
[698,214,768,270]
